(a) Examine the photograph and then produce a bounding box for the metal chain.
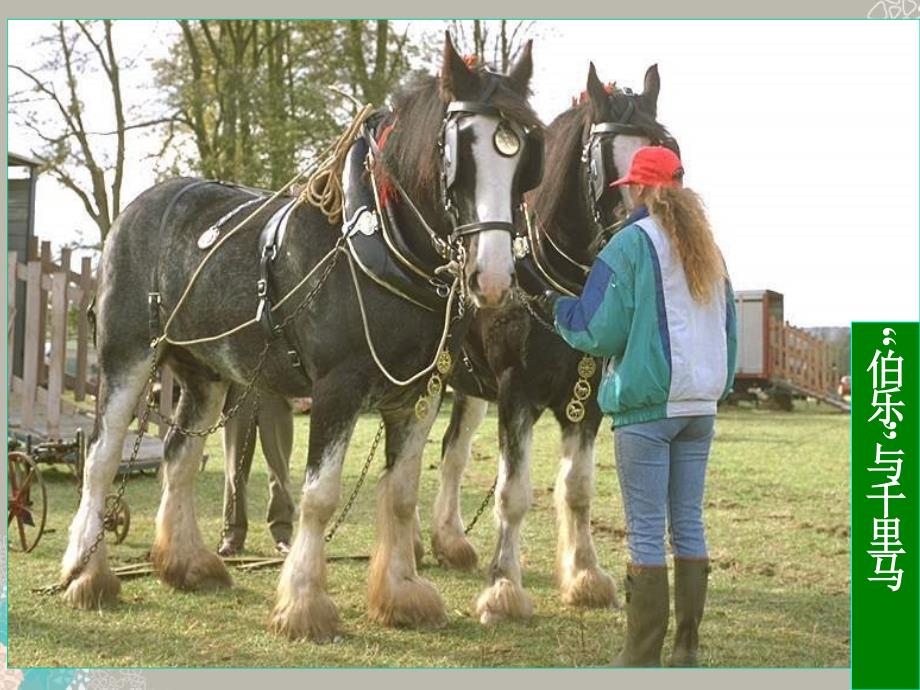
[464,477,497,535]
[512,286,556,334]
[325,419,385,543]
[164,342,273,438]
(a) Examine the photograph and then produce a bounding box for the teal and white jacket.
[553,206,737,427]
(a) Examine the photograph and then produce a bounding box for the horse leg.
[431,393,488,571]
[554,419,618,608]
[150,372,231,590]
[368,400,448,629]
[61,356,152,609]
[270,373,363,642]
[475,377,535,624]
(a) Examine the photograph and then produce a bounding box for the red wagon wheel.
[7,451,48,553]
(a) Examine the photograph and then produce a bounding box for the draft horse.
[430,63,679,623]
[60,34,543,642]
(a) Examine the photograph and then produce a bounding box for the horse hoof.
[560,567,619,609]
[475,577,533,625]
[62,564,121,610]
[270,590,342,643]
[152,547,233,591]
[369,575,448,629]
[431,530,479,572]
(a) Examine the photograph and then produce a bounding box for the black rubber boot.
[612,564,669,667]
[669,558,710,667]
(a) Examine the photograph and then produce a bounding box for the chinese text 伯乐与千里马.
[866,327,906,592]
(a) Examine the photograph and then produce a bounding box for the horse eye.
[493,122,521,157]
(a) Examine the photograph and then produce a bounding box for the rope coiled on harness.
[299,103,375,225]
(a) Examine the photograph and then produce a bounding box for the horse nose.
[469,269,514,309]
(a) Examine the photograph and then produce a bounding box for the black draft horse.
[61,34,542,642]
[430,63,678,624]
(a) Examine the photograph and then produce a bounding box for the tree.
[448,20,536,72]
[154,20,422,189]
[9,20,149,245]
[342,20,415,106]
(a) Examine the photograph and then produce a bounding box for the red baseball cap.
[610,146,684,188]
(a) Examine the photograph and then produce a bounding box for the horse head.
[380,33,544,309]
[580,62,679,238]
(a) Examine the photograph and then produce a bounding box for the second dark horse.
[431,63,679,624]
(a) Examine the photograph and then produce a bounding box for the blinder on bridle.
[582,92,679,222]
[439,100,543,245]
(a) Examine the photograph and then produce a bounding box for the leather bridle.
[438,98,542,250]
[581,91,679,231]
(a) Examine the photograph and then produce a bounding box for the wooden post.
[47,272,68,438]
[21,260,43,429]
[37,240,52,386]
[60,247,72,273]
[75,256,93,401]
[8,252,17,390]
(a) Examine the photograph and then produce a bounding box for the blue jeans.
[614,415,715,566]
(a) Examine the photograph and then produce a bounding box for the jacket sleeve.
[721,276,738,400]
[552,236,635,359]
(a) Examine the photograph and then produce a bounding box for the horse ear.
[441,31,477,101]
[507,39,533,94]
[642,63,660,117]
[585,61,610,120]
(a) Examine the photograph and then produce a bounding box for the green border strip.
[851,322,919,690]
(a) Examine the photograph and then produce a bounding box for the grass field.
[7,400,850,668]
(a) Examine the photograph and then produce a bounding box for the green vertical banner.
[852,322,919,690]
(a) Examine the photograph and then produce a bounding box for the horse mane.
[379,67,542,213]
[530,104,588,225]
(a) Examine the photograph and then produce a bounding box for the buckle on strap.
[450,220,517,241]
[147,292,162,345]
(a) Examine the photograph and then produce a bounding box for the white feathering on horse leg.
[475,434,534,625]
[431,396,488,571]
[555,431,618,609]
[151,380,232,592]
[369,405,447,630]
[270,437,348,642]
[62,358,150,609]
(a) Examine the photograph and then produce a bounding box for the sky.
[7,19,919,328]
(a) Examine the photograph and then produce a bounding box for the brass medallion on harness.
[565,355,598,423]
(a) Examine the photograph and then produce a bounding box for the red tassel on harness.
[376,122,397,207]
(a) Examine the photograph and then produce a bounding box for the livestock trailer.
[731,289,848,411]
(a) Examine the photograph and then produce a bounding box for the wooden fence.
[768,315,837,399]
[8,237,175,440]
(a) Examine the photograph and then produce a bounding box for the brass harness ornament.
[565,354,597,423]
[415,350,454,420]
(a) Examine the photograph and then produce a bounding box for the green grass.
[7,400,850,668]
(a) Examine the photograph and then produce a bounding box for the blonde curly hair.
[634,185,726,303]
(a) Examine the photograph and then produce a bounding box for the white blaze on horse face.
[468,116,518,308]
[612,135,650,209]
